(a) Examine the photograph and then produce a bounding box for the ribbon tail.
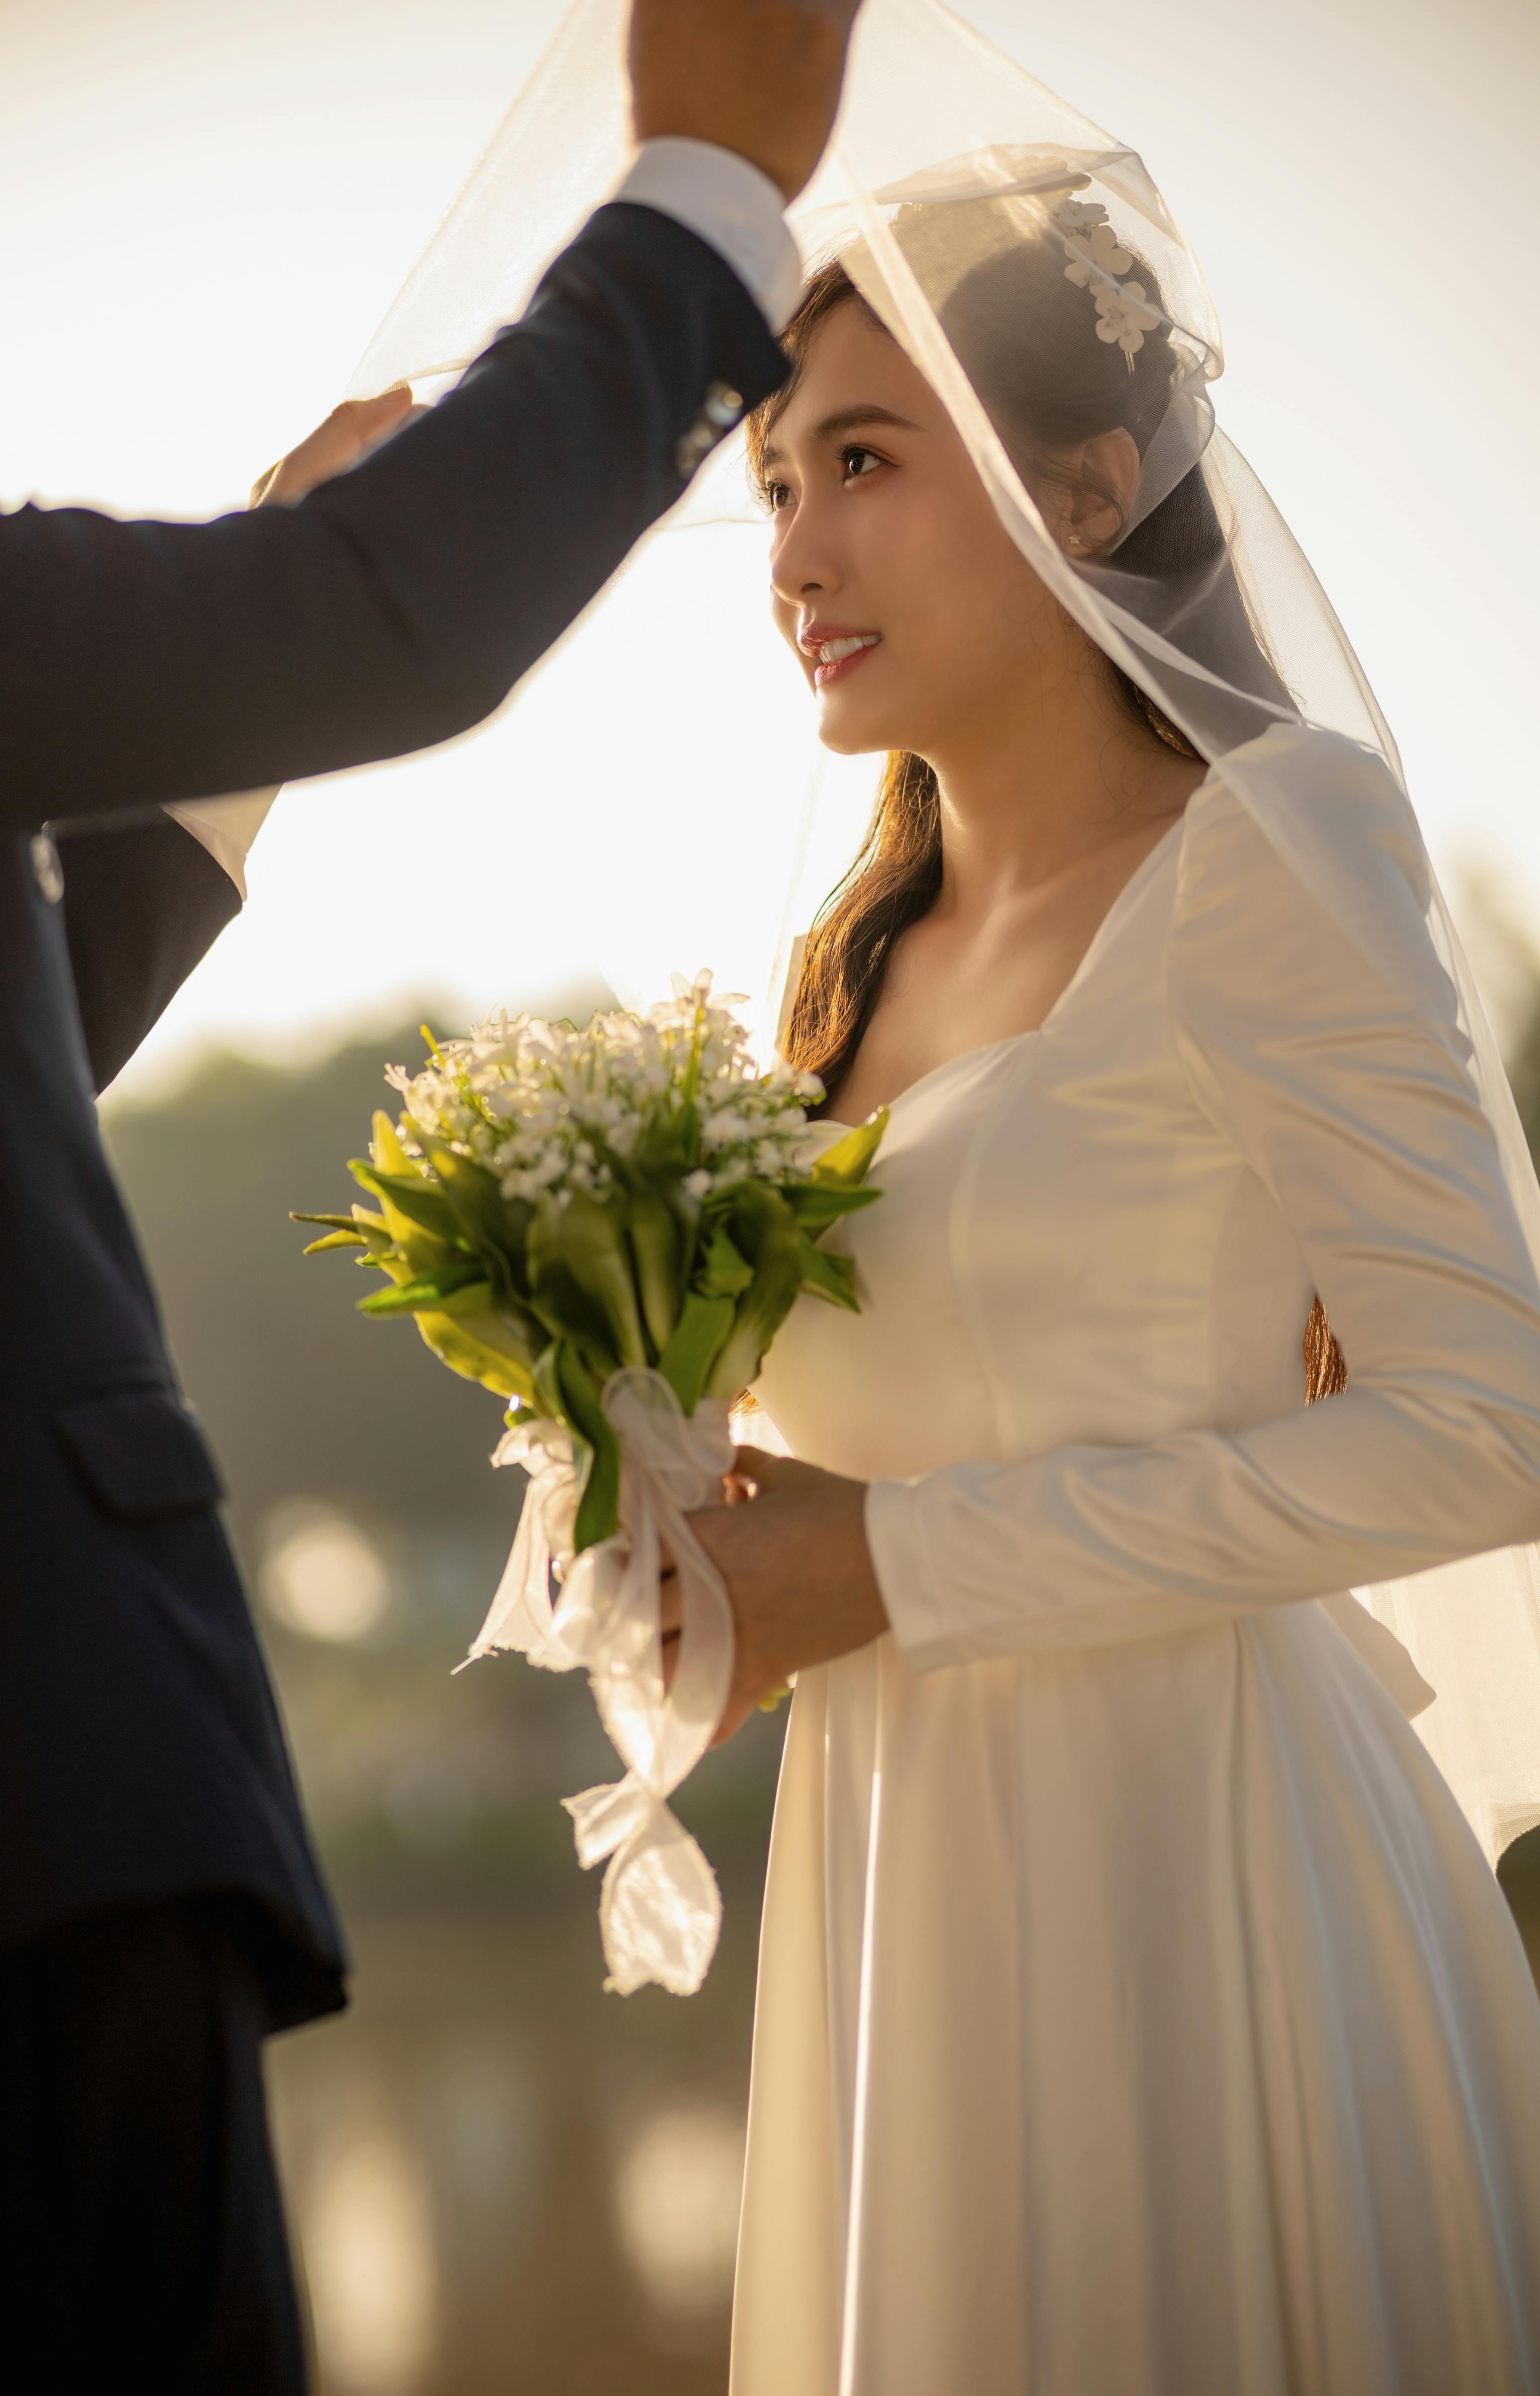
[460,1475,576,1673]
[563,1775,723,1997]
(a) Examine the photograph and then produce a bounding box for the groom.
[0,3,849,2385]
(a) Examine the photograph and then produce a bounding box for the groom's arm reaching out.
[0,203,784,827]
[0,0,857,832]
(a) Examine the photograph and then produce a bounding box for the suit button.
[31,832,64,903]
[675,380,746,480]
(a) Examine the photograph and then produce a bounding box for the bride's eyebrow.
[759,404,921,473]
[815,405,921,443]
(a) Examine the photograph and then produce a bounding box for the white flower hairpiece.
[1051,197,1158,368]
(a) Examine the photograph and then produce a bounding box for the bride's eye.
[762,478,792,513]
[842,445,884,484]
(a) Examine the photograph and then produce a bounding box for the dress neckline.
[819,808,1187,1133]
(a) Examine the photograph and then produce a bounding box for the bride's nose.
[769,501,842,613]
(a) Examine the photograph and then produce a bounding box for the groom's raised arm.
[0,0,866,832]
[0,198,787,830]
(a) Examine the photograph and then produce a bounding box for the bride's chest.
[754,963,1239,1480]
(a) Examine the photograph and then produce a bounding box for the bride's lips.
[799,622,883,690]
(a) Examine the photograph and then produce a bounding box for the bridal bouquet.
[295,975,884,1993]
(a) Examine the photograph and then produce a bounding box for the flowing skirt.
[730,1604,1540,2395]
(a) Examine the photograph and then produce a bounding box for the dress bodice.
[755,817,1310,1485]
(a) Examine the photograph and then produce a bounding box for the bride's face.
[762,299,1064,760]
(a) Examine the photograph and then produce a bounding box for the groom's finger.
[251,388,417,509]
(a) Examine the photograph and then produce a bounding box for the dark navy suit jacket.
[0,203,786,2027]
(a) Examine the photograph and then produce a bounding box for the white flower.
[1053,197,1107,237]
[1062,221,1134,290]
[382,966,818,1218]
[1093,279,1160,357]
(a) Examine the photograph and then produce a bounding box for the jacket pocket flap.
[54,1384,225,1525]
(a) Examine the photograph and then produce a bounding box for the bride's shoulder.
[1169,721,1452,1033]
[1176,721,1431,939]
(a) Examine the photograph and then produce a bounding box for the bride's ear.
[1053,428,1142,559]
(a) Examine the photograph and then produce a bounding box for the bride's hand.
[661,1447,889,1747]
[250,389,417,508]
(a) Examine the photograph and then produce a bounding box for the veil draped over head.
[350,0,1540,1867]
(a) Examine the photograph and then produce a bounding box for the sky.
[3,0,1536,1095]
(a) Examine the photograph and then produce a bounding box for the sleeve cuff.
[161,788,278,900]
[865,1476,970,1676]
[613,137,804,331]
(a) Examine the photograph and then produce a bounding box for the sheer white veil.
[349,0,1540,1867]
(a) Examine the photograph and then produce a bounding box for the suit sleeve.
[57,814,242,1093]
[0,204,787,830]
[866,753,1540,1672]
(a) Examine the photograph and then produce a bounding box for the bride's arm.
[684,747,1540,1717]
[859,761,1540,1672]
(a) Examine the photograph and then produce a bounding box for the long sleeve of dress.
[0,204,786,830]
[867,745,1540,1673]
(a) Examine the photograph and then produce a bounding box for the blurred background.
[5,0,1539,2387]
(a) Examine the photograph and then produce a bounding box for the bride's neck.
[923,670,1200,923]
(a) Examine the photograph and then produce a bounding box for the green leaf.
[348,1159,458,1243]
[531,1191,647,1375]
[798,1236,859,1311]
[533,1341,565,1426]
[369,1109,412,1175]
[812,1109,888,1187]
[705,1184,809,1399]
[627,1181,682,1355]
[358,1261,487,1317]
[782,1181,884,1236]
[291,1211,363,1234]
[698,1222,754,1298]
[557,1342,622,1551]
[657,1290,735,1416]
[414,1298,538,1403]
[301,1227,366,1254]
[421,1139,533,1299]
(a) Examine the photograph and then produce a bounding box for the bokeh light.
[260,1502,393,1643]
[611,2100,747,2340]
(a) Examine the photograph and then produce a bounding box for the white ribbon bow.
[462,1367,736,1995]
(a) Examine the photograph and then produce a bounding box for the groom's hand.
[250,389,417,509]
[629,0,862,204]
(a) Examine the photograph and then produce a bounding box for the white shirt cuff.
[161,788,278,902]
[613,137,804,332]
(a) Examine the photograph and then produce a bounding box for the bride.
[342,0,1540,2382]
[663,148,1540,2396]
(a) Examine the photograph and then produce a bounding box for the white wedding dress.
[735,724,1540,2395]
